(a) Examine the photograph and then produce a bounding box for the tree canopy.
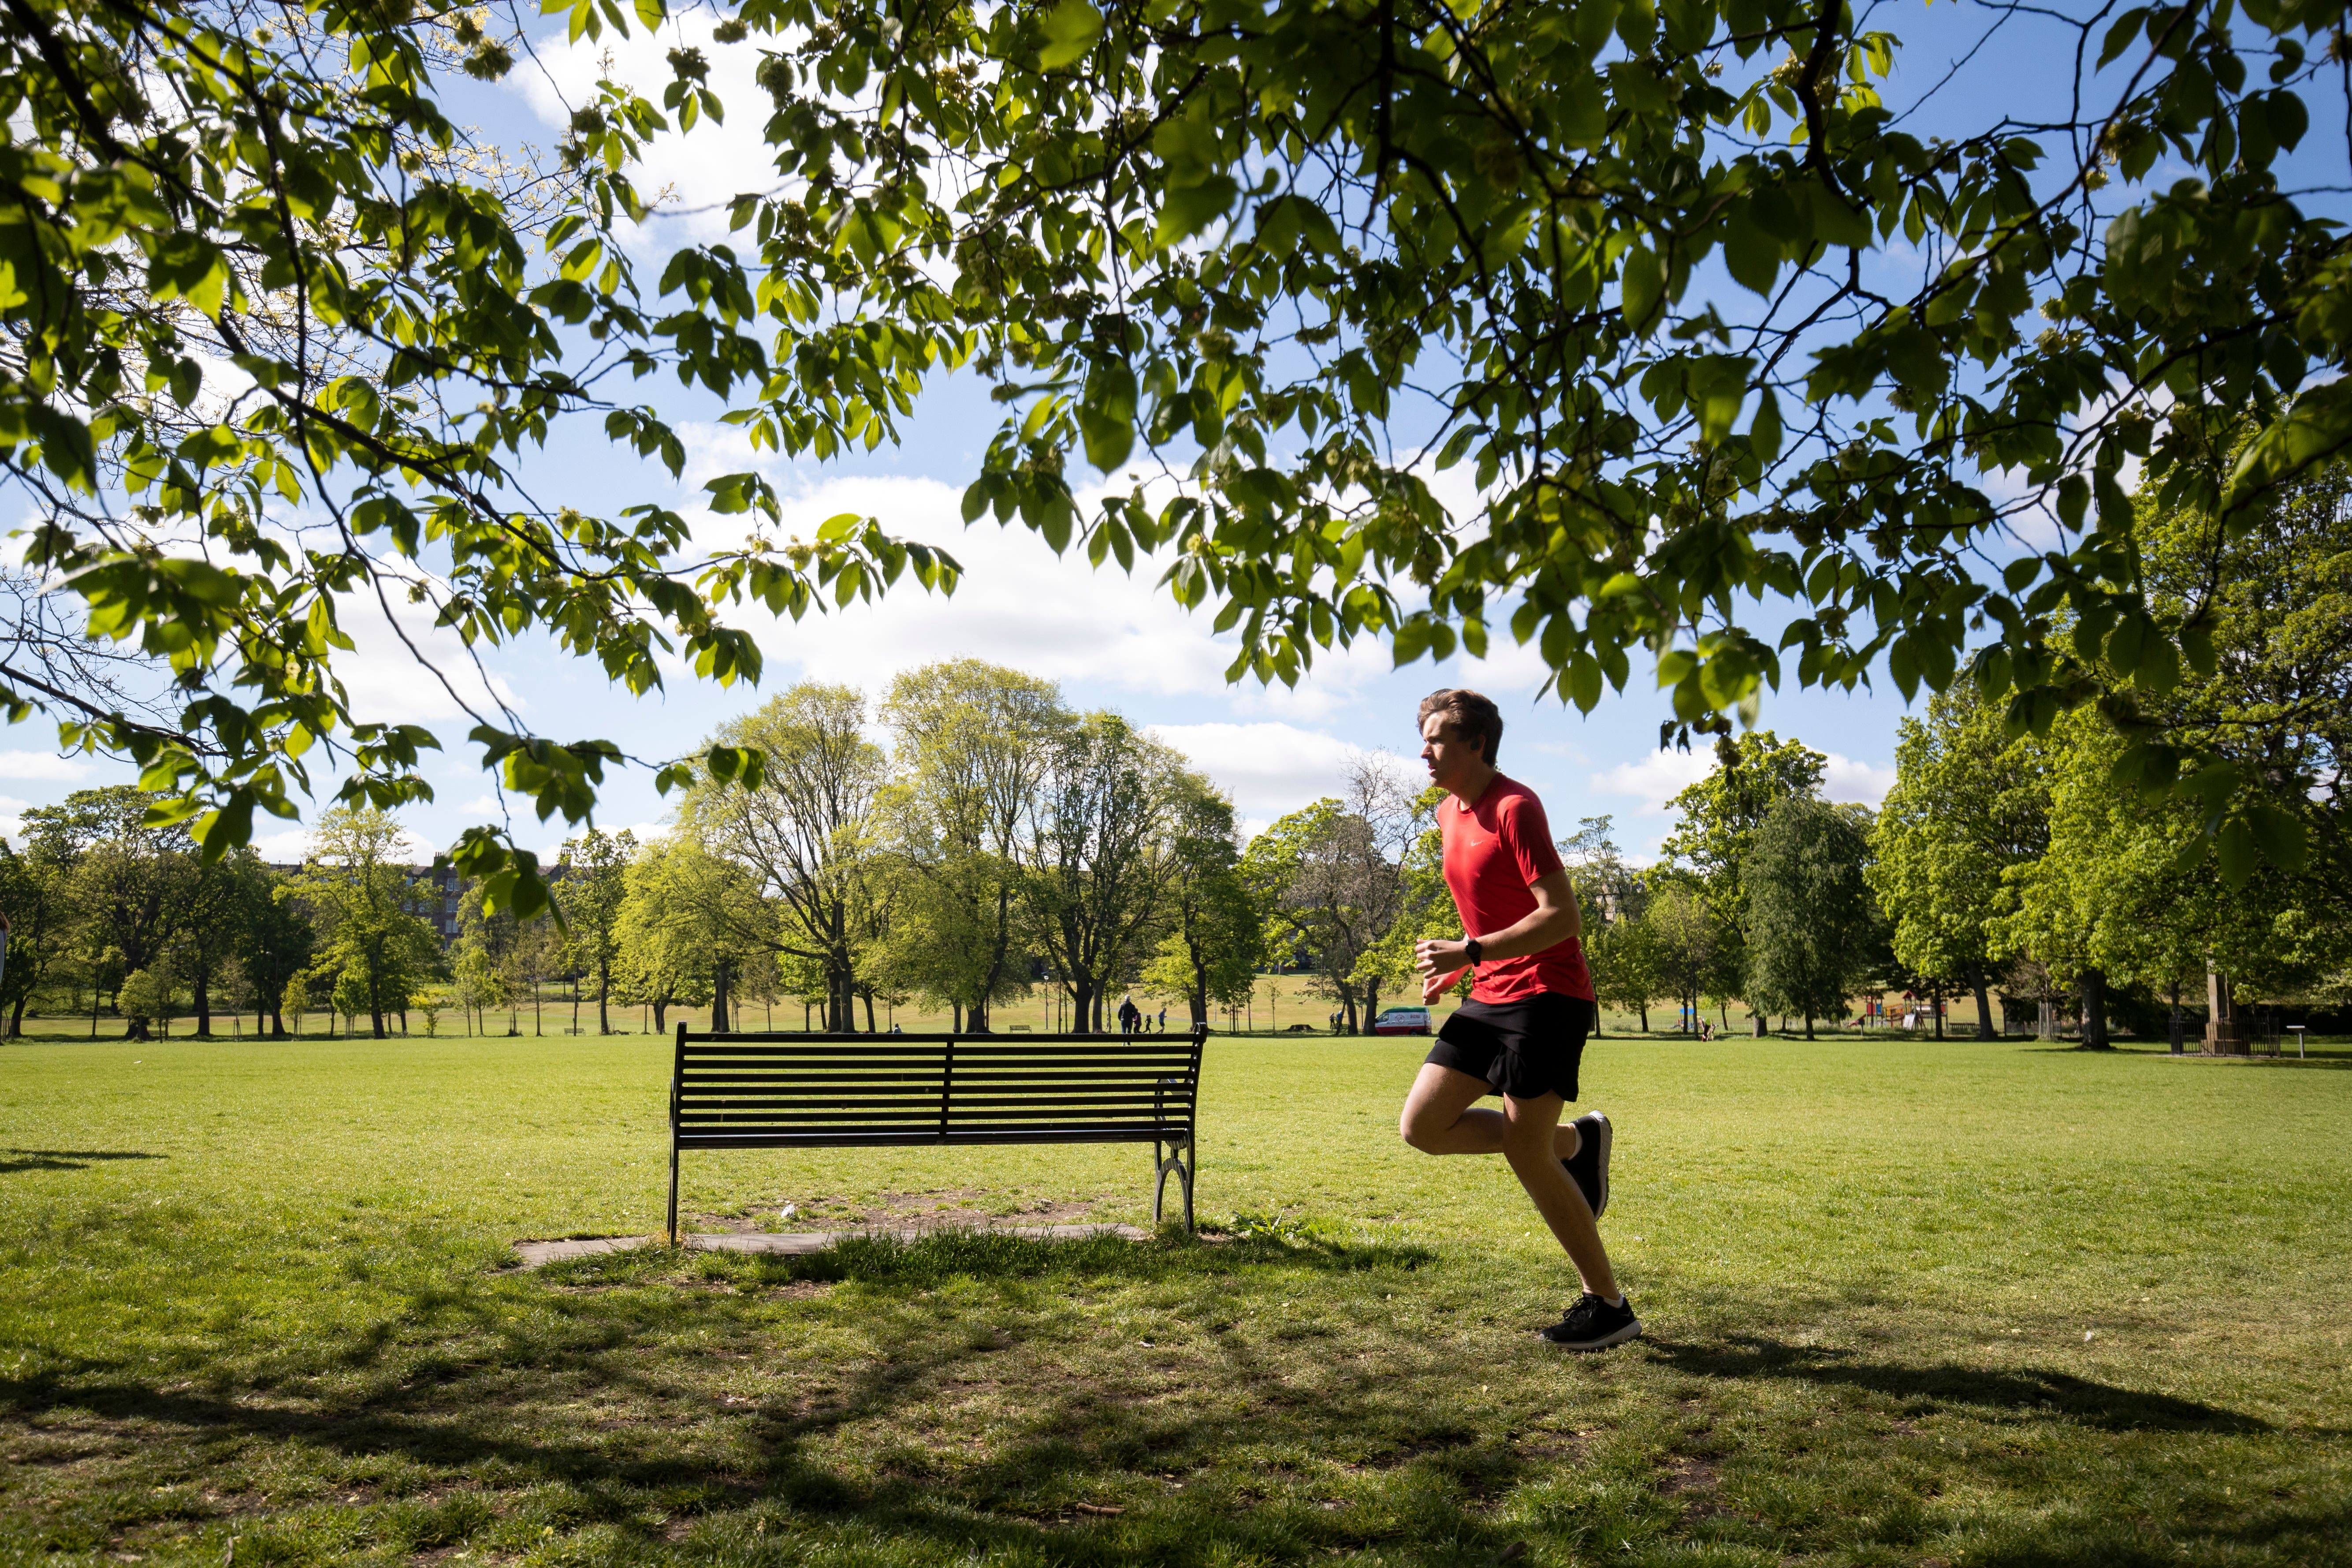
[1742,794,1879,1035]
[4,0,2348,911]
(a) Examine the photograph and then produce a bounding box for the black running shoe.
[1562,1110,1611,1219]
[1538,1293,1641,1350]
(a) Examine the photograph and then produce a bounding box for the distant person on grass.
[1399,688,1637,1351]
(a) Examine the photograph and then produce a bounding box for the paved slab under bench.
[513,1222,1148,1269]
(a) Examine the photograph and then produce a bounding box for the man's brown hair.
[1418,688,1503,765]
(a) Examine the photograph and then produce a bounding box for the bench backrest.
[670,1026,1207,1149]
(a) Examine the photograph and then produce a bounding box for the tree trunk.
[863,991,876,1032]
[7,995,24,1038]
[1752,1010,1766,1038]
[2169,978,2185,1054]
[597,962,610,1035]
[711,962,731,1034]
[2078,967,2111,1049]
[1637,1002,1649,1031]
[1932,979,1945,1040]
[2204,966,2244,1055]
[654,996,670,1033]
[1969,963,1994,1040]
[1804,1012,1815,1040]
[193,967,212,1038]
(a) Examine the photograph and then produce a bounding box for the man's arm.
[1414,869,1582,1001]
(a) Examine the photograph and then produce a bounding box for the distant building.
[268,857,563,946]
[406,862,465,943]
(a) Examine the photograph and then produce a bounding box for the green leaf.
[2216,815,2257,887]
[1080,407,1134,472]
[2180,622,2217,676]
[1749,389,1783,462]
[1158,176,1239,246]
[1038,0,1103,69]
[2098,7,2149,67]
[2245,803,2308,870]
[705,744,768,791]
[1620,244,1664,333]
[1722,209,1781,297]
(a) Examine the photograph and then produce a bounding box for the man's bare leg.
[1399,1062,1587,1158]
[1399,1063,1620,1301]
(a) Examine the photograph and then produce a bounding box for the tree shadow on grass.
[0,1255,1541,1568]
[1646,1333,2270,1433]
[8,1233,2327,1568]
[538,1226,1441,1291]
[1946,1498,2352,1568]
[0,1149,165,1174]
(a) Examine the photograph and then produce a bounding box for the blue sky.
[12,0,2322,862]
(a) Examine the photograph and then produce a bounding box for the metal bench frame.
[666,1024,1206,1243]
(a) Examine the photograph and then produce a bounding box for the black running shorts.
[1425,992,1594,1103]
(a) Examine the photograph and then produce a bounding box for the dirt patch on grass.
[698,1189,1111,1231]
[1660,1456,1726,1520]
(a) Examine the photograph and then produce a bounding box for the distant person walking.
[1117,995,1142,1035]
[1398,688,1636,1350]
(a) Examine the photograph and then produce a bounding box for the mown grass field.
[2,1028,2347,1568]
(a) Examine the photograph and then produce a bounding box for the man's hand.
[1415,937,1469,1003]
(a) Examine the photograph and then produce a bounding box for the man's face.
[1420,713,1485,794]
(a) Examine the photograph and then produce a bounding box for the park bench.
[666,1024,1207,1243]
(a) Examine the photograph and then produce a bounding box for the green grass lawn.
[3,1030,2347,1568]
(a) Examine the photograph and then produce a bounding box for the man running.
[1399,688,1638,1350]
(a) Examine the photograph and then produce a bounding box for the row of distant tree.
[0,661,1270,1039]
[4,459,2342,1042]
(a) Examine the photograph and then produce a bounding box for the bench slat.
[677,1128,1180,1149]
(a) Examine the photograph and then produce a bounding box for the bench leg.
[668,1143,680,1247]
[1154,1135,1194,1233]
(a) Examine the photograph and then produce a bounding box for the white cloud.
[249,822,442,865]
[0,751,90,781]
[333,582,524,728]
[1589,746,1897,825]
[1823,754,1897,808]
[0,793,30,843]
[685,468,1245,700]
[250,829,312,863]
[1587,748,1715,817]
[1146,721,1365,828]
[508,18,790,251]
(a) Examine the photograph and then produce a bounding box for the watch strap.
[1463,937,1483,966]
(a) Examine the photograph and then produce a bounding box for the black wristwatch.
[1463,937,1483,966]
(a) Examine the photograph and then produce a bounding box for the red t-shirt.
[1439,776,1595,1004]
